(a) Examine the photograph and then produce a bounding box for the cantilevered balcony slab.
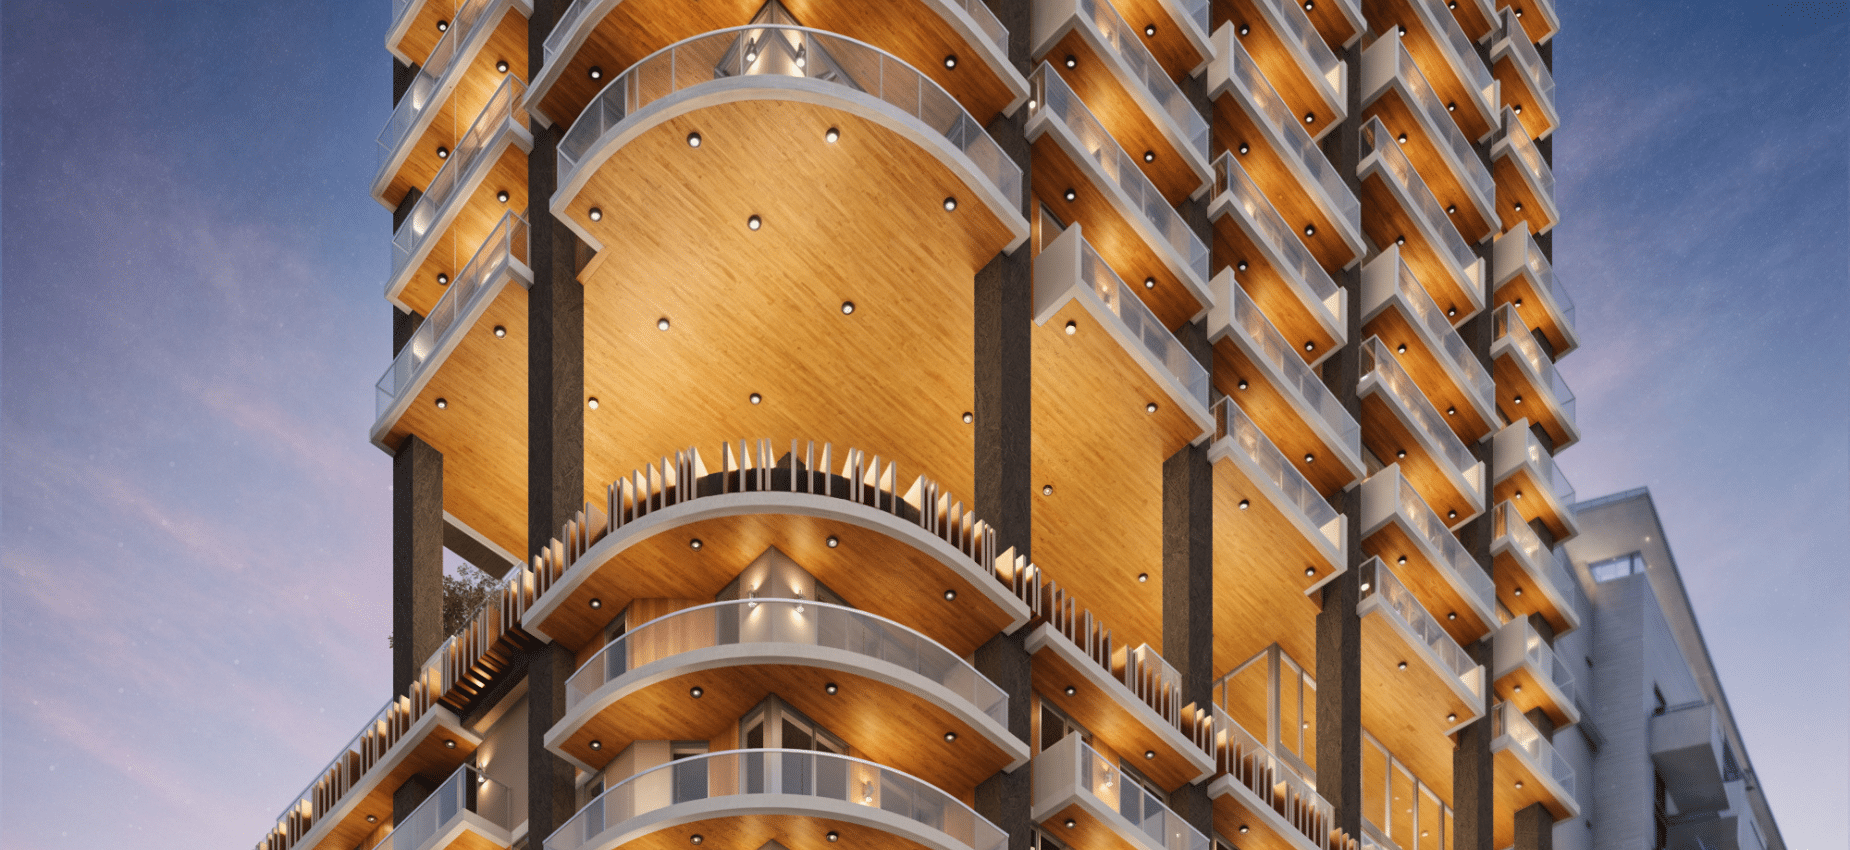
[1441,0,1496,41]
[1208,28,1364,273]
[1361,0,1497,141]
[1209,398,1346,669]
[529,0,1026,132]
[1492,223,1577,357]
[1209,707,1350,850]
[1490,108,1558,235]
[1115,0,1211,78]
[1027,622,1216,788]
[1505,0,1559,46]
[372,213,532,557]
[1361,249,1497,442]
[548,750,1006,850]
[1356,556,1484,801]
[1490,419,1577,541]
[386,75,532,315]
[1491,618,1578,727]
[1030,64,1212,327]
[1491,701,1579,846]
[1650,702,1730,814]
[1488,8,1557,141]
[549,600,1027,793]
[1298,0,1364,53]
[1032,0,1211,202]
[1359,31,1498,242]
[1032,733,1212,850]
[1218,0,1347,138]
[1490,502,1580,636]
[1209,153,1347,365]
[1207,273,1364,496]
[1491,305,1578,449]
[1356,117,1486,323]
[1358,339,1486,526]
[373,0,530,208]
[522,441,1032,658]
[362,765,516,850]
[1359,465,1496,645]
[388,0,459,66]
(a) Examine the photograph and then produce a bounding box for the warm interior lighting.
[1304,224,1317,236]
[747,214,762,230]
[1304,113,1316,124]
[1064,685,1077,695]
[1239,24,1250,36]
[1397,343,1408,354]
[750,392,763,404]
[1143,150,1156,163]
[1398,661,1408,670]
[1064,188,1077,201]
[1064,55,1077,68]
[1144,277,1156,289]
[1137,573,1149,583]
[1305,567,1317,576]
[1144,750,1156,759]
[589,740,602,750]
[1237,260,1249,271]
[1238,142,1250,155]
[827,833,840,843]
[436,19,449,31]
[962,411,974,423]
[690,836,704,846]
[1447,204,1457,214]
[436,273,450,285]
[587,207,602,221]
[826,683,839,695]
[493,325,506,338]
[1304,453,1316,463]
[1304,341,1316,352]
[840,301,855,314]
[945,732,958,742]
[825,127,840,143]
[435,397,448,409]
[1238,379,1249,390]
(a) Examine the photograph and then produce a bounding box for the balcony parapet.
[1492,700,1580,819]
[1357,556,1486,709]
[1209,152,1346,358]
[1032,733,1212,850]
[1492,618,1579,726]
[1211,398,1346,567]
[360,764,516,850]
[1360,465,1496,640]
[1492,222,1576,356]
[1491,304,1577,448]
[1360,250,1495,435]
[1489,502,1579,635]
[1210,705,1355,850]
[1356,116,1484,315]
[1490,107,1557,233]
[1359,337,1486,520]
[1488,7,1557,139]
[1358,30,1497,237]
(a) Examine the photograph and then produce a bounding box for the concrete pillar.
[526,641,579,845]
[975,631,1033,850]
[1514,803,1555,850]
[393,434,444,695]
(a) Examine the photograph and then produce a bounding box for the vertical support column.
[527,641,579,845]
[393,434,445,694]
[1162,441,1213,830]
[1514,804,1555,850]
[1452,641,1495,850]
[975,631,1034,850]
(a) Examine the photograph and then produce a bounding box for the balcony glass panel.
[1493,701,1575,796]
[1040,734,1212,850]
[392,75,527,280]
[378,0,496,169]
[1378,469,1494,614]
[1494,305,1575,425]
[1074,0,1208,157]
[1260,0,1344,99]
[1386,39,1493,203]
[1499,113,1554,198]
[1516,427,1573,506]
[1500,9,1554,112]
[1211,154,1341,321]
[1505,229,1573,328]
[546,0,1009,67]
[1359,732,1451,850]
[1360,338,1477,483]
[1359,117,1480,294]
[1382,259,1493,406]
[1069,236,1211,405]
[378,213,529,417]
[1492,502,1573,596]
[559,27,1022,207]
[1229,284,1362,456]
[1415,0,1494,114]
[1177,0,1209,36]
[369,765,515,850]
[565,599,1007,724]
[1514,622,1575,703]
[1032,64,1209,282]
[550,750,1006,850]
[1223,38,1360,235]
[1213,706,1344,850]
[1213,398,1342,551]
[1358,558,1481,700]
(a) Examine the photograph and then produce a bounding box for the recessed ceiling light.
[1447,101,1457,112]
[945,732,958,742]
[749,392,762,405]
[1137,573,1148,583]
[1238,499,1250,510]
[1514,201,1525,211]
[943,197,958,211]
[690,836,704,846]
[841,301,855,315]
[826,127,840,143]
[1144,277,1155,289]
[827,535,839,548]
[689,538,702,549]
[1064,55,1077,68]
[1396,235,1406,246]
[1238,142,1250,155]
[1145,402,1158,414]
[1513,104,1523,115]
[1514,298,1524,307]
[587,397,599,409]
[436,19,449,31]
[1304,0,1313,9]
[826,683,839,695]
[1447,406,1457,416]
[1043,484,1054,496]
[445,739,457,749]
[1304,113,1315,124]
[1304,224,1317,236]
[1144,750,1155,759]
[690,686,704,698]
[366,815,378,824]
[1360,582,1372,592]
[589,740,603,750]
[1447,306,1457,317]
[1064,686,1077,696]
[1514,684,1524,692]
[1238,379,1249,390]
[1447,713,1457,722]
[496,59,509,73]
[826,832,839,843]
[687,132,702,147]
[1305,567,1316,576]
[1064,188,1077,201]
[1514,587,1525,596]
[1064,320,1077,335]
[1304,453,1315,463]
[436,273,450,285]
[1064,820,1077,829]
[748,214,762,230]
[435,397,448,409]
[1143,150,1156,163]
[588,66,603,80]
[1515,781,1524,789]
[588,207,602,221]
[1239,825,1250,834]
[1145,24,1157,36]
[1398,343,1408,354]
[657,317,670,331]
[1237,260,1249,271]
[1448,510,1457,519]
[1398,133,1408,144]
[1398,556,1407,564]
[1304,341,1315,352]
[1447,611,1458,620]
[497,190,509,203]
[943,589,957,600]
[1398,661,1408,670]
[945,54,958,68]
[1399,24,1408,35]
[962,411,973,423]
[1447,204,1457,214]
[589,598,602,609]
[1514,394,1524,404]
[1397,449,1407,458]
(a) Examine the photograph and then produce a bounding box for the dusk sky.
[1,1,1843,849]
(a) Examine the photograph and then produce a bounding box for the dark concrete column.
[527,641,579,845]
[975,631,1033,850]
[1513,803,1555,850]
[1452,641,1496,850]
[393,434,445,694]
[391,774,440,828]
[1162,443,1214,704]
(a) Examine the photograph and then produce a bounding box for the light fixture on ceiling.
[689,538,703,550]
[962,411,973,423]
[750,392,762,405]
[687,132,702,148]
[657,317,670,331]
[945,54,958,68]
[1238,499,1250,510]
[587,397,599,409]
[826,127,840,143]
[588,66,603,80]
[827,535,839,548]
[1064,320,1077,335]
[1144,277,1155,289]
[497,190,509,203]
[943,197,958,211]
[435,397,448,409]
[588,598,602,609]
[588,207,603,221]
[496,59,509,73]
[748,214,762,230]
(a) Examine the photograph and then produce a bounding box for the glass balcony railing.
[1228,283,1362,457]
[558,27,1022,208]
[377,0,495,172]
[1493,701,1576,797]
[1380,258,1493,407]
[1382,36,1495,205]
[391,74,527,283]
[1379,468,1495,614]
[1073,233,1211,406]
[1491,502,1574,598]
[1213,398,1344,552]
[1359,117,1482,297]
[377,212,529,418]
[1514,426,1574,506]
[1211,153,1342,323]
[1360,337,1479,489]
[1031,64,1208,282]
[548,750,1006,850]
[1035,733,1212,850]
[1358,558,1484,701]
[1414,0,1495,119]
[1499,8,1555,113]
[1497,226,1575,330]
[1073,0,1208,159]
[1212,706,1346,850]
[1222,38,1361,238]
[367,765,514,850]
[565,599,1007,725]
[1511,621,1575,704]
[1257,0,1344,102]
[1498,110,1554,199]
[1177,0,1209,37]
[1493,305,1575,426]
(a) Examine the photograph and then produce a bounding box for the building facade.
[252,2,1618,850]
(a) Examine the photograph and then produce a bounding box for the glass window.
[1363,735,1388,833]
[1589,551,1644,583]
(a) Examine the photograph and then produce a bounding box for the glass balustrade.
[1260,0,1343,98]
[377,213,529,418]
[1494,305,1575,427]
[378,0,496,172]
[1211,153,1342,323]
[391,75,527,283]
[1499,8,1554,113]
[1037,734,1212,850]
[1413,0,1495,117]
[1227,283,1362,456]
[1213,398,1344,551]
[1380,258,1493,407]
[1360,337,1479,489]
[1221,38,1360,238]
[1358,117,1481,296]
[367,765,514,850]
[1384,37,1494,204]
[1378,468,1495,615]
[1493,701,1576,797]
[1357,558,1483,700]
[1499,111,1554,199]
[1073,234,1211,406]
[1072,0,1208,158]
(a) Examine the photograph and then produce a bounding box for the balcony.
[1489,502,1580,636]
[386,75,531,315]
[1441,0,1496,41]
[1360,248,1496,442]
[1207,274,1364,496]
[1297,0,1365,54]
[1358,31,1498,242]
[1209,399,1346,670]
[1356,557,1485,799]
[360,765,516,850]
[1491,701,1579,843]
[1358,339,1486,526]
[1210,707,1352,850]
[1218,0,1347,138]
[522,440,1032,660]
[1490,108,1558,235]
[1032,0,1211,202]
[373,0,529,209]
[1032,733,1212,850]
[388,0,462,67]
[1651,701,1732,814]
[1209,154,1346,364]
[1356,117,1486,324]
[1505,0,1560,47]
[1490,420,1577,541]
[1361,0,1498,141]
[550,599,1027,792]
[528,0,1026,132]
[1207,29,1365,272]
[1030,64,1211,327]
[1491,619,1578,727]
[1488,8,1557,142]
[1491,305,1578,449]
[1491,223,1576,357]
[371,213,531,556]
[548,749,1005,850]
[1359,465,1496,644]
[1114,0,1211,78]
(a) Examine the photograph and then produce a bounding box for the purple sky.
[1,2,1843,849]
